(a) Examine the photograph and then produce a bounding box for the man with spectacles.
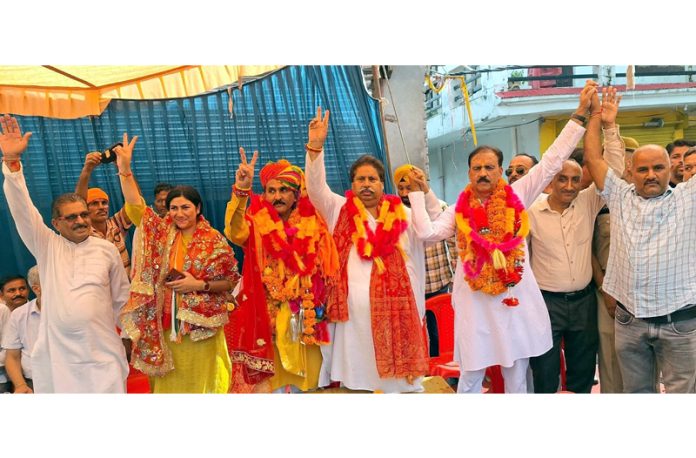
[506,154,538,184]
[1,114,130,393]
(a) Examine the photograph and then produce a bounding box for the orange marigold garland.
[454,179,529,306]
[344,190,408,273]
[250,195,330,345]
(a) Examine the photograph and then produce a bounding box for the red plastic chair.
[424,293,505,393]
[126,365,151,393]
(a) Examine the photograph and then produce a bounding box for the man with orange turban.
[224,149,338,393]
[75,152,132,272]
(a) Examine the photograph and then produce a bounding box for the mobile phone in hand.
[100,142,122,164]
[165,268,186,282]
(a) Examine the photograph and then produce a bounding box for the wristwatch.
[203,281,211,292]
[571,113,587,126]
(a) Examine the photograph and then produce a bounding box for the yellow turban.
[393,164,423,185]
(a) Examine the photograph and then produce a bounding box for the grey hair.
[51,193,87,219]
[27,265,40,287]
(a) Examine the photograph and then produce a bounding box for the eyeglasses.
[505,166,527,177]
[58,211,91,222]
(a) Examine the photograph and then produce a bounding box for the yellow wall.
[539,110,692,153]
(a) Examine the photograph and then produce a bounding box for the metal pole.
[372,65,394,186]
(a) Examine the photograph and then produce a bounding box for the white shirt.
[3,162,130,393]
[1,298,41,379]
[0,303,10,383]
[528,125,627,292]
[409,121,585,371]
[600,168,696,317]
[528,188,604,292]
[305,151,441,392]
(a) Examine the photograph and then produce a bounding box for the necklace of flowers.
[454,179,529,306]
[250,195,326,345]
[345,190,408,274]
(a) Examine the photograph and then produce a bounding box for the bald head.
[631,145,670,198]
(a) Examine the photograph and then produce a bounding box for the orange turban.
[87,187,109,204]
[259,159,304,191]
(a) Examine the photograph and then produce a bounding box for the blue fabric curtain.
[0,65,385,279]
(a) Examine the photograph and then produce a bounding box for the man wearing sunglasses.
[506,154,538,184]
[1,114,130,393]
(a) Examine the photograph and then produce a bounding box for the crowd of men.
[2,79,696,393]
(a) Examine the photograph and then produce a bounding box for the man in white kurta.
[305,151,441,392]
[409,87,593,392]
[1,115,130,393]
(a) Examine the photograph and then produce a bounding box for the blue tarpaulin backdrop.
[0,65,387,280]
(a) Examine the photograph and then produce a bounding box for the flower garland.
[250,195,329,345]
[454,179,529,306]
[344,191,408,273]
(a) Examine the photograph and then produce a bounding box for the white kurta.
[305,152,441,392]
[409,121,586,371]
[3,162,130,393]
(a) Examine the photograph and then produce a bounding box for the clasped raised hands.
[407,167,430,194]
[577,80,599,115]
[235,147,258,190]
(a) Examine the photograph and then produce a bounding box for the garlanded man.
[408,81,596,393]
[304,107,442,392]
[225,148,338,393]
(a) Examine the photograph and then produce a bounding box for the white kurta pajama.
[3,163,130,393]
[305,152,441,392]
[409,121,586,392]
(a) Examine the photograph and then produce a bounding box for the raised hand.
[82,151,102,173]
[600,86,622,128]
[235,147,258,190]
[577,80,598,116]
[408,167,430,194]
[113,132,139,173]
[307,106,330,151]
[0,114,33,160]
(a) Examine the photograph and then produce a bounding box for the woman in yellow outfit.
[224,147,337,393]
[114,134,239,393]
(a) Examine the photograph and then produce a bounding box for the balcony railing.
[505,65,696,91]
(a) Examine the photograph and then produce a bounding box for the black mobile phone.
[100,142,122,164]
[165,268,186,283]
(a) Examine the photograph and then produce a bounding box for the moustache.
[11,295,26,300]
[477,177,491,183]
[72,224,89,230]
[273,200,286,206]
[359,188,374,194]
